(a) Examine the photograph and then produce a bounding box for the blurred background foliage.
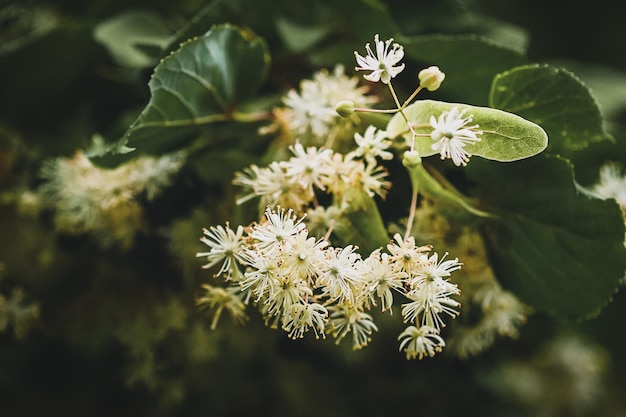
[0,0,625,416]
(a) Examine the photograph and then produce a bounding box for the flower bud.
[402,150,422,168]
[418,66,445,91]
[335,100,355,118]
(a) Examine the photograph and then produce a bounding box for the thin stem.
[388,82,418,150]
[230,111,273,123]
[354,107,399,114]
[402,85,424,108]
[404,176,419,241]
[387,81,403,110]
[323,221,336,242]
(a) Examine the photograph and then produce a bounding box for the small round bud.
[402,150,422,168]
[418,66,445,91]
[335,100,355,118]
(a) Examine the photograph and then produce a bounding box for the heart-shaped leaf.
[467,155,626,319]
[386,99,547,162]
[111,24,270,155]
[490,64,613,155]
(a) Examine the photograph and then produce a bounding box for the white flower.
[398,325,445,360]
[233,162,311,210]
[281,230,329,281]
[249,206,306,251]
[317,245,363,304]
[350,125,394,164]
[355,34,405,84]
[283,83,336,137]
[265,274,312,317]
[361,249,407,313]
[282,301,328,340]
[402,287,461,330]
[282,142,334,196]
[386,233,431,276]
[591,162,626,209]
[196,284,248,330]
[282,65,377,139]
[196,223,245,278]
[430,107,482,166]
[328,304,378,349]
[239,248,281,302]
[416,251,463,282]
[326,154,391,210]
[402,252,462,330]
[314,64,377,106]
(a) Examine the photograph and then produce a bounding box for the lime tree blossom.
[430,107,483,166]
[196,209,462,358]
[354,34,405,84]
[280,65,377,140]
[233,137,391,213]
[350,125,394,164]
[195,33,469,359]
[398,325,446,360]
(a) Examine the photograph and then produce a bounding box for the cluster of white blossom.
[352,33,483,167]
[195,34,487,359]
[233,129,392,212]
[39,150,185,248]
[271,64,378,145]
[196,206,462,359]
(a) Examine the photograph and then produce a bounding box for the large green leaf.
[400,34,527,105]
[386,100,547,162]
[467,155,626,319]
[490,64,613,155]
[111,24,270,155]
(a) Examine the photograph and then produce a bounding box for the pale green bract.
[386,99,548,162]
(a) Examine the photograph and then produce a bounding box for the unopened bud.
[335,100,355,118]
[418,66,445,91]
[402,150,422,168]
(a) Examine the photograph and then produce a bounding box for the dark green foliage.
[1,1,626,416]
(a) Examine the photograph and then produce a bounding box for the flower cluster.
[352,34,483,167]
[274,64,378,144]
[196,206,462,358]
[194,34,492,360]
[39,150,185,248]
[233,130,392,212]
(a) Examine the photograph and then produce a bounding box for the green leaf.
[400,34,527,105]
[93,9,173,68]
[275,17,330,53]
[490,64,613,155]
[334,196,390,255]
[386,99,547,162]
[112,24,270,155]
[467,155,626,319]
